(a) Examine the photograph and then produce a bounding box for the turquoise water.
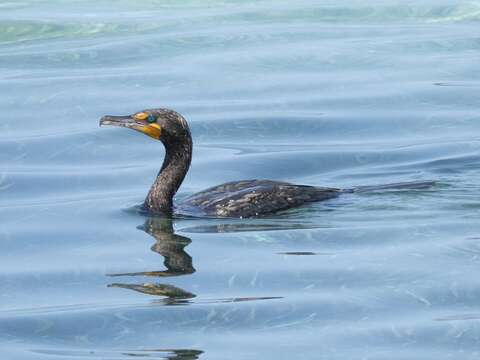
[1,1,480,358]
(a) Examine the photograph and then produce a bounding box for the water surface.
[1,1,480,359]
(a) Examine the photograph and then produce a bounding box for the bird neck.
[144,136,192,214]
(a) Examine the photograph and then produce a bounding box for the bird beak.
[100,114,162,139]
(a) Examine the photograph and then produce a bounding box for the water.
[1,0,480,358]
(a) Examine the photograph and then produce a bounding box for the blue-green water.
[1,1,480,359]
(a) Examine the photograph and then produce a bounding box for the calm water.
[1,1,480,359]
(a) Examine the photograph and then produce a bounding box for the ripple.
[2,1,480,359]
[30,348,204,359]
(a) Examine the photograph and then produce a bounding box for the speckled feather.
[176,179,340,217]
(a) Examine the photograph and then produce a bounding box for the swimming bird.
[100,108,433,218]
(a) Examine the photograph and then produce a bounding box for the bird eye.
[147,114,156,123]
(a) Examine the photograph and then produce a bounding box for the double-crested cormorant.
[100,108,433,218]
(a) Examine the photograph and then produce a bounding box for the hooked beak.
[100,115,137,129]
[100,115,162,139]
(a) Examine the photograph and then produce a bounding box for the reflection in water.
[108,282,195,299]
[277,251,320,255]
[150,296,283,306]
[180,220,325,234]
[107,217,195,300]
[107,217,284,306]
[32,348,203,360]
[109,217,195,277]
[436,314,480,321]
[123,349,203,359]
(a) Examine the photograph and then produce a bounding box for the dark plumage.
[100,108,433,218]
[177,180,339,217]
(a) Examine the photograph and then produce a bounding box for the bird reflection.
[107,217,195,300]
[108,282,195,299]
[122,349,203,359]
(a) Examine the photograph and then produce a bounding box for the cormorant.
[100,108,433,218]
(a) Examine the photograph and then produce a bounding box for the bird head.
[100,108,190,145]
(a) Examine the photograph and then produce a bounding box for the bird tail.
[342,180,435,193]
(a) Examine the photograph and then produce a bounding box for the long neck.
[144,135,192,214]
